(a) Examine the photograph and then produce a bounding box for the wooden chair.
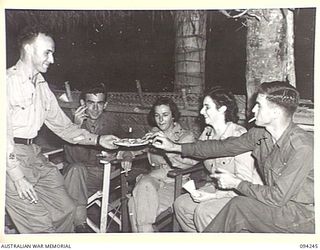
[43,147,130,233]
[86,160,125,233]
[107,153,150,232]
[44,148,206,233]
[116,151,205,232]
[152,162,206,232]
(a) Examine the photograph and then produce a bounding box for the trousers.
[174,184,231,232]
[63,163,104,225]
[6,144,76,233]
[204,196,315,233]
[128,174,175,232]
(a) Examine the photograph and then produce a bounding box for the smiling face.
[252,94,276,127]
[200,96,225,126]
[154,104,175,132]
[28,33,55,74]
[84,93,107,120]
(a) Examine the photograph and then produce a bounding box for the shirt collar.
[83,115,104,133]
[273,122,295,148]
[220,122,233,140]
[15,60,45,85]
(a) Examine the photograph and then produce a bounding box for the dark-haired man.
[63,86,123,232]
[152,81,314,233]
[6,25,119,233]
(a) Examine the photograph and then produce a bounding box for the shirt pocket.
[11,96,33,111]
[269,160,286,180]
[11,97,33,127]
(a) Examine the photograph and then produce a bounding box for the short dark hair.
[204,87,239,123]
[148,97,181,127]
[18,24,53,51]
[257,81,299,116]
[80,84,107,101]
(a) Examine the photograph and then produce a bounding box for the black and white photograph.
[1,0,319,249]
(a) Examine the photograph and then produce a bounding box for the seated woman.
[174,87,263,232]
[119,97,198,232]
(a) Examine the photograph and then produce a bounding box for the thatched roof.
[5,10,176,33]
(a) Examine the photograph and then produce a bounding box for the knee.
[173,194,188,213]
[64,163,87,176]
[62,196,76,215]
[69,163,86,171]
[225,196,251,211]
[194,203,210,219]
[134,176,157,194]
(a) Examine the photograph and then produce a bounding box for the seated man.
[63,85,124,232]
[152,81,314,233]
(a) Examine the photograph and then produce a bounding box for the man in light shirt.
[6,24,119,233]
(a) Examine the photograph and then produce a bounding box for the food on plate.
[114,138,149,147]
[141,132,156,140]
[114,132,157,147]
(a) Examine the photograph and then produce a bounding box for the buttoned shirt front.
[7,60,98,181]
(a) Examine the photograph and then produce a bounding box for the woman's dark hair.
[257,80,299,116]
[147,97,181,127]
[204,87,239,123]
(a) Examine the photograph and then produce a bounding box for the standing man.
[152,81,314,233]
[6,24,119,233]
[63,85,123,233]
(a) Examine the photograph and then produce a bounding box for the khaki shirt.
[198,123,263,198]
[7,60,98,181]
[145,123,198,183]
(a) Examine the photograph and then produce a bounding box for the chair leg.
[172,175,183,232]
[99,161,111,233]
[120,173,130,232]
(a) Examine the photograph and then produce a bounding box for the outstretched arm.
[151,131,182,153]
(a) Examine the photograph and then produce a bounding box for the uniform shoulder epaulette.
[289,129,312,150]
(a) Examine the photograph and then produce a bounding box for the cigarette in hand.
[121,169,131,176]
[248,117,256,123]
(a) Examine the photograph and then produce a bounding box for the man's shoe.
[75,223,94,233]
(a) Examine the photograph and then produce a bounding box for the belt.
[13,137,35,145]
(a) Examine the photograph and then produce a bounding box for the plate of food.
[113,138,150,147]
